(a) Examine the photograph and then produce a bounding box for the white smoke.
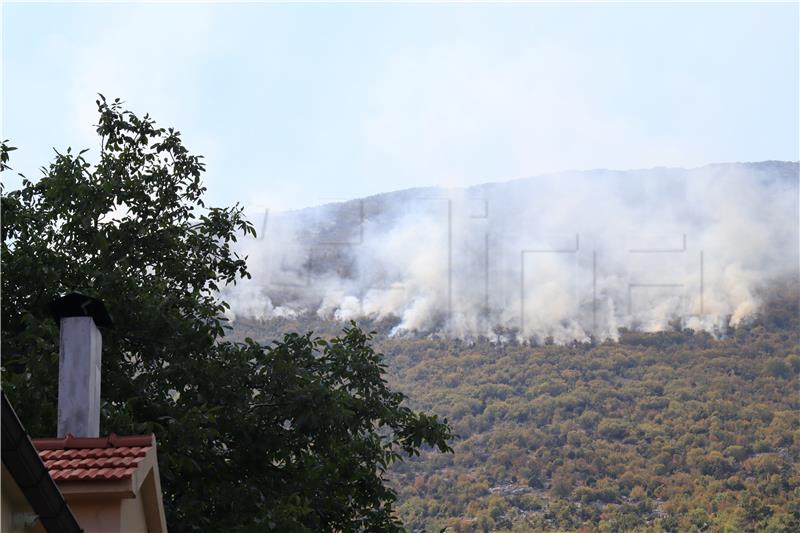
[225,162,799,342]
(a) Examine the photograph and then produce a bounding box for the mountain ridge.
[276,160,799,215]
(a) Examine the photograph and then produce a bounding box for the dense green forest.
[233,284,799,532]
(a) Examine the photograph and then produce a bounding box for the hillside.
[228,162,799,531]
[230,284,799,532]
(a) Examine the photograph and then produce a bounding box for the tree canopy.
[0,97,453,532]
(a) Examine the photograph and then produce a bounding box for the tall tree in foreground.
[1,97,453,532]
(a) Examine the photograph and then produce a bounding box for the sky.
[2,1,798,211]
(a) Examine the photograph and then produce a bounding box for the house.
[31,433,166,533]
[1,293,168,532]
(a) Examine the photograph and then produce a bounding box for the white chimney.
[50,293,113,438]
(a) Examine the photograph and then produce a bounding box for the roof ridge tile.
[32,433,154,451]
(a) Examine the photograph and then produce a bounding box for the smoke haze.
[226,162,799,342]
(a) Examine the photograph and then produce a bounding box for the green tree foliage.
[0,97,453,532]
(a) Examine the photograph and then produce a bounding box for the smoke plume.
[226,162,799,342]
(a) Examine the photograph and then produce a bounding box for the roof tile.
[32,434,153,483]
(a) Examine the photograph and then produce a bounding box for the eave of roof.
[1,392,82,533]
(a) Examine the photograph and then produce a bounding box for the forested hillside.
[232,285,799,532]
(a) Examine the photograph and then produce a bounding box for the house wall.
[55,490,153,533]
[120,496,148,532]
[68,499,121,532]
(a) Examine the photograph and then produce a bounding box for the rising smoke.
[226,162,799,342]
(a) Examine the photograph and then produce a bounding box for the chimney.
[49,293,113,438]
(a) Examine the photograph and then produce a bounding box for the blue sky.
[3,1,798,210]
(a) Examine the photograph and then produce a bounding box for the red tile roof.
[32,433,154,482]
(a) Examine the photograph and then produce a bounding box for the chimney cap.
[49,293,113,329]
